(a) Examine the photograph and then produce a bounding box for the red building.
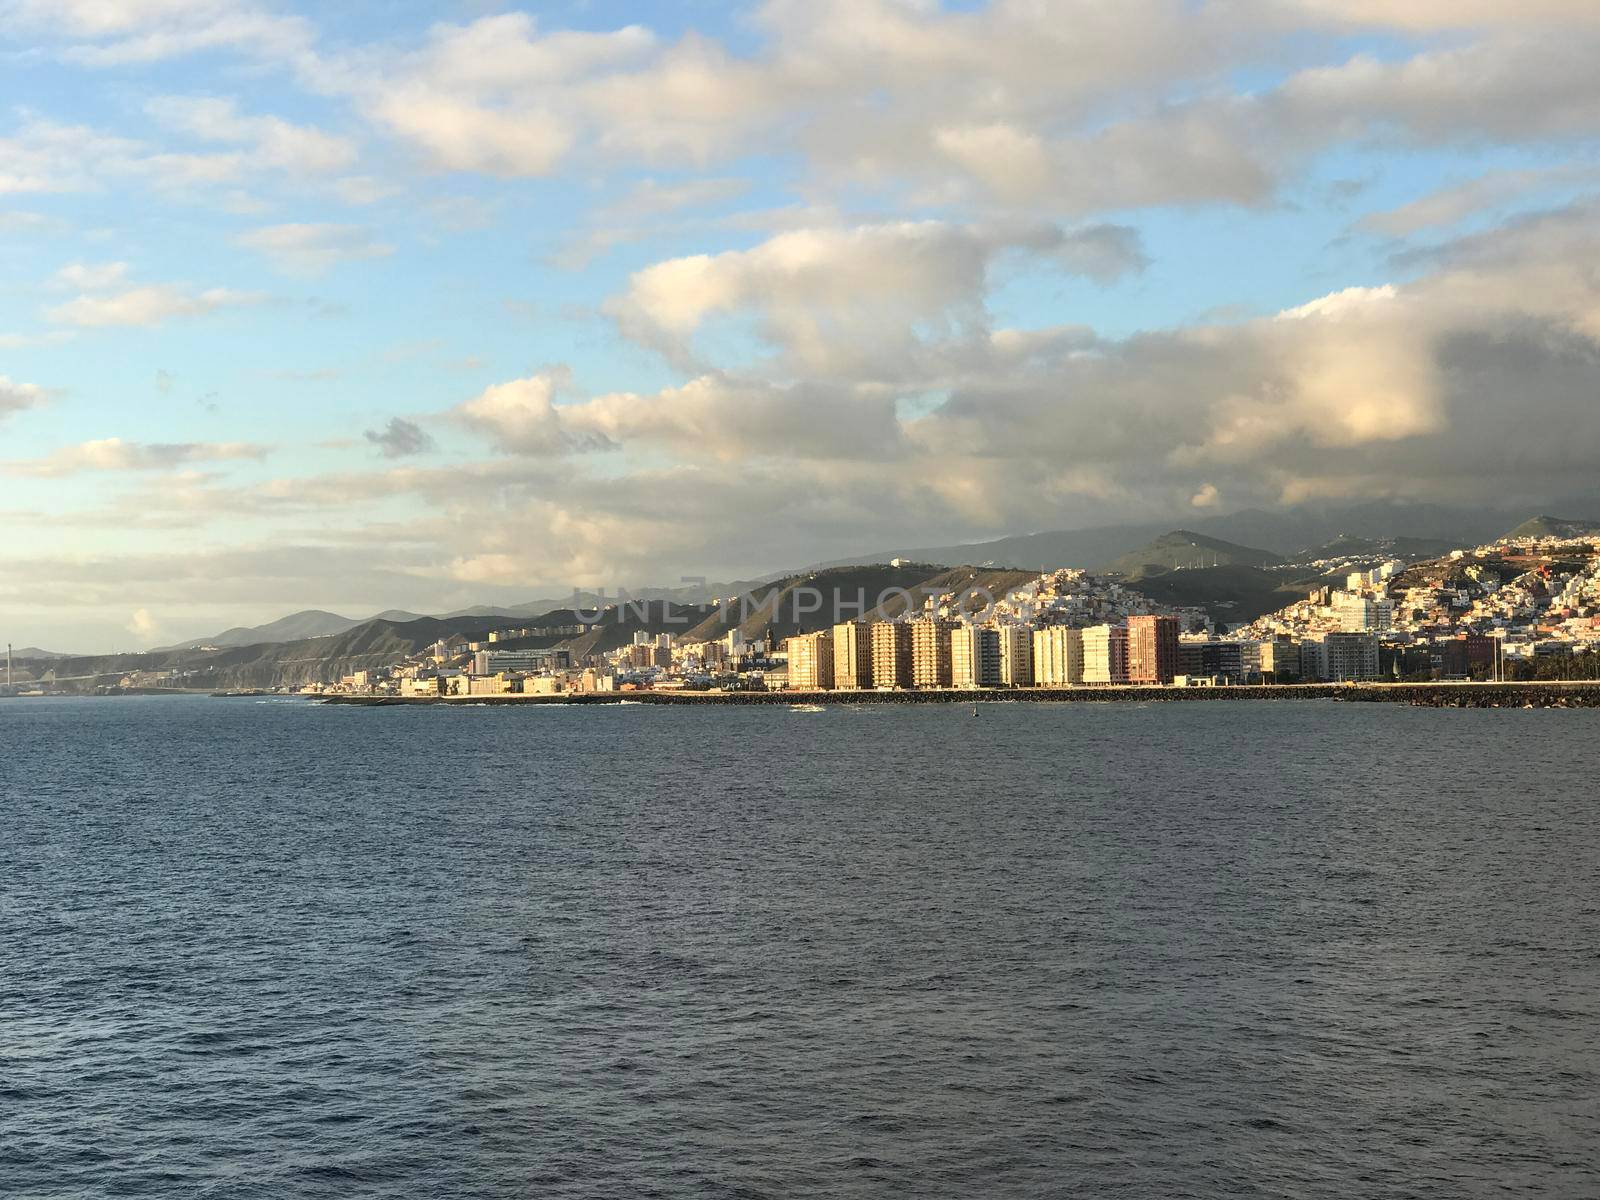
[1127,615,1179,684]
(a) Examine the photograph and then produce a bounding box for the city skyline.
[6,1,1600,651]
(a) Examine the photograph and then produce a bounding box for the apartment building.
[952,625,1003,688]
[1031,626,1084,686]
[1082,623,1129,684]
[786,629,835,690]
[831,620,873,690]
[910,617,958,688]
[1127,614,1179,684]
[870,621,913,689]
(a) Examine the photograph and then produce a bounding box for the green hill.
[1117,563,1305,625]
[1503,515,1600,541]
[1099,530,1283,577]
[1291,534,1457,564]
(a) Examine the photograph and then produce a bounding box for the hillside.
[675,564,1037,645]
[43,613,515,691]
[1098,530,1282,576]
[9,647,70,660]
[1288,534,1457,565]
[158,608,365,651]
[1503,515,1600,541]
[1116,564,1306,624]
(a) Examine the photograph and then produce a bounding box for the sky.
[3,0,1600,652]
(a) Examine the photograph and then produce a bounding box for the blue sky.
[3,1,1600,650]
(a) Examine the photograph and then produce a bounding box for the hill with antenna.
[1097,530,1283,577]
[1503,515,1600,541]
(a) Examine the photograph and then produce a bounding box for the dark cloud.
[363,417,436,459]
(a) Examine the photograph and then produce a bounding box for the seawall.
[321,681,1600,709]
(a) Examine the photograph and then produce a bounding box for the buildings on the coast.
[304,531,1600,698]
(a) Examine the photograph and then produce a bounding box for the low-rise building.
[474,648,573,674]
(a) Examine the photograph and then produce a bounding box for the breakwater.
[322,681,1600,708]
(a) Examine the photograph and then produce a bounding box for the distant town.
[104,526,1594,702]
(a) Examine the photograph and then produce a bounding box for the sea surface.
[2,696,1598,1198]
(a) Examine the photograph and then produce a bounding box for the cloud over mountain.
[6,0,1600,651]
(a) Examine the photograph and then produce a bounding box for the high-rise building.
[910,617,958,688]
[870,621,913,689]
[952,625,1002,688]
[1127,614,1179,684]
[1334,592,1394,632]
[1324,632,1379,681]
[786,630,835,690]
[1031,626,1084,686]
[1299,632,1379,681]
[832,620,873,690]
[1081,623,1129,684]
[997,625,1033,687]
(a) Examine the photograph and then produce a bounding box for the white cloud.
[282,0,1600,225]
[310,1,1248,205]
[336,12,655,176]
[560,374,905,463]
[1276,33,1600,145]
[452,370,613,455]
[236,223,392,276]
[1284,1,1600,32]
[1,0,313,65]
[0,375,49,422]
[0,330,74,349]
[0,208,56,231]
[331,175,398,205]
[126,607,160,643]
[145,96,357,175]
[1,110,338,202]
[4,437,271,477]
[46,284,264,328]
[52,261,129,290]
[0,119,143,195]
[1357,165,1600,236]
[608,219,1147,375]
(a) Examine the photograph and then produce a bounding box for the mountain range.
[817,498,1600,572]
[83,499,1600,670]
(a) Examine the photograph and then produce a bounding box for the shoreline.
[321,681,1600,709]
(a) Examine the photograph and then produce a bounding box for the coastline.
[320,681,1600,709]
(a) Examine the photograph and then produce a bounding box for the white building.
[1081,624,1128,684]
[1031,626,1084,686]
[1334,593,1394,633]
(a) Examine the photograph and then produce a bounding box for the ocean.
[3,696,1597,1198]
